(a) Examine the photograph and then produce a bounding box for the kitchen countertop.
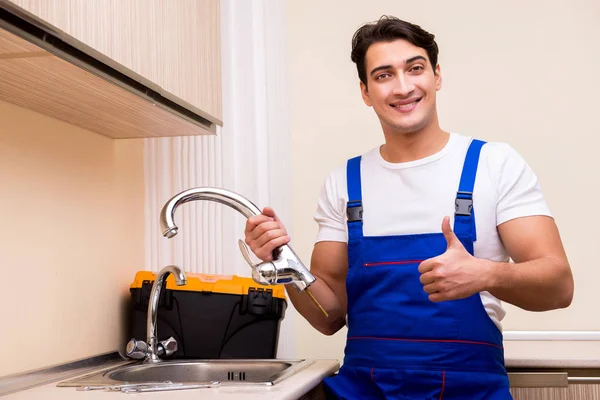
[3,360,340,400]
[503,339,600,365]
[506,359,600,369]
[5,357,600,399]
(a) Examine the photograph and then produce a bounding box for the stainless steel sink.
[58,359,314,393]
[110,360,304,383]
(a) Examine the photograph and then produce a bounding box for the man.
[244,15,573,399]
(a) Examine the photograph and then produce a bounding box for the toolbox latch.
[242,287,274,316]
[133,280,174,310]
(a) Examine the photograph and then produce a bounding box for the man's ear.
[435,64,442,91]
[360,81,372,107]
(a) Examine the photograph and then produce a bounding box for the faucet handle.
[238,239,258,268]
[125,338,148,360]
[237,240,273,285]
[157,337,178,358]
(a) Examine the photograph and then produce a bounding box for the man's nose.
[392,74,415,97]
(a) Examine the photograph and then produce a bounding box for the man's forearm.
[285,278,346,336]
[482,257,574,311]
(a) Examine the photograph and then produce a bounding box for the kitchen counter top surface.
[3,359,340,400]
[503,339,600,369]
[5,354,600,399]
[505,358,600,369]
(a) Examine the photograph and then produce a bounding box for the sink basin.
[58,359,314,392]
[110,360,303,383]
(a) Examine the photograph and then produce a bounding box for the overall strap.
[454,139,486,241]
[346,156,364,239]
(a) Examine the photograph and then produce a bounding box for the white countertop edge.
[3,359,341,400]
[505,359,600,369]
[279,359,339,400]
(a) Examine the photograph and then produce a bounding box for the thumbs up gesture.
[418,216,488,302]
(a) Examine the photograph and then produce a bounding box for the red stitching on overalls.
[363,260,424,267]
[347,336,503,349]
[370,367,375,382]
[439,370,446,399]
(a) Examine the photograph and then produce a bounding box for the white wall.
[287,0,600,361]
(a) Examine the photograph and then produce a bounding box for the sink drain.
[227,371,247,381]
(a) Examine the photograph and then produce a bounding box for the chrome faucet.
[126,265,187,363]
[159,187,316,292]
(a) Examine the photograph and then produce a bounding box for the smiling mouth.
[390,98,422,109]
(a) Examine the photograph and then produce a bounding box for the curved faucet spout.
[160,187,262,238]
[159,187,317,292]
[147,265,186,363]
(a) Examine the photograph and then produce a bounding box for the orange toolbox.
[129,271,287,359]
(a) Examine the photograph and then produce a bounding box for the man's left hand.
[418,216,489,302]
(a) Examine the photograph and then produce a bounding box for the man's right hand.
[244,207,291,262]
[246,207,348,335]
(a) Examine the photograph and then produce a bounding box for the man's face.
[360,39,442,136]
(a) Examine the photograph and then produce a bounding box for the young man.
[244,16,573,399]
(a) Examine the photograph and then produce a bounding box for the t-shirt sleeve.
[313,167,348,243]
[488,142,552,225]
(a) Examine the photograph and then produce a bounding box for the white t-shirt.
[313,133,552,331]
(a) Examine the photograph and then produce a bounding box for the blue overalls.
[323,140,512,400]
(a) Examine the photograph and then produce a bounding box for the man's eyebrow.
[406,55,427,64]
[369,55,428,77]
[369,65,393,77]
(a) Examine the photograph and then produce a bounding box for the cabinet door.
[7,0,222,123]
[154,0,221,123]
[510,385,600,400]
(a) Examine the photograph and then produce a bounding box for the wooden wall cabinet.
[1,0,222,138]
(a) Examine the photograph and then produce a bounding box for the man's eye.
[410,65,425,72]
[376,73,391,80]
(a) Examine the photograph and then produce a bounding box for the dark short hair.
[351,16,439,86]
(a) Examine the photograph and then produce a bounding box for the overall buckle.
[455,191,473,216]
[347,201,363,222]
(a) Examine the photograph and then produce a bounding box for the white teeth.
[392,101,417,109]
